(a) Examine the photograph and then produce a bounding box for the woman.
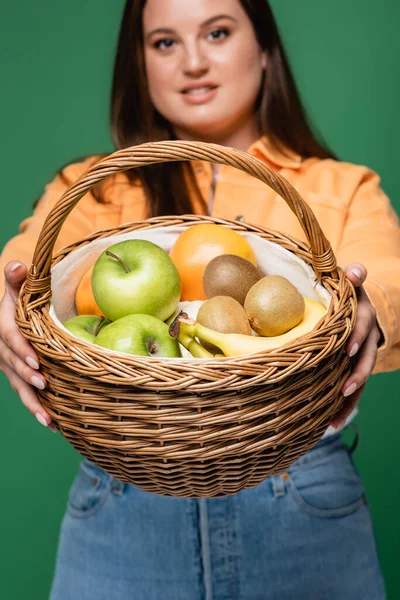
[0,0,398,597]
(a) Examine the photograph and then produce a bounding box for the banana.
[169,297,327,357]
[175,328,215,359]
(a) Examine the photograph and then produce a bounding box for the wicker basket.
[16,141,356,498]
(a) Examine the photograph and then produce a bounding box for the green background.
[1,0,399,597]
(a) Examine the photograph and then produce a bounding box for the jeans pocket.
[287,443,367,518]
[67,459,111,519]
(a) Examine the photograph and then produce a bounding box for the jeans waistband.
[289,424,359,470]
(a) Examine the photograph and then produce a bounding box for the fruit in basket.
[95,314,181,358]
[92,240,181,321]
[75,266,105,316]
[197,296,251,352]
[244,275,305,336]
[169,298,326,357]
[165,301,205,358]
[63,315,111,343]
[165,300,204,326]
[203,254,261,304]
[169,224,257,301]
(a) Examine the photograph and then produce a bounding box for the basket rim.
[16,215,356,391]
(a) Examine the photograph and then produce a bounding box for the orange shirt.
[1,137,399,373]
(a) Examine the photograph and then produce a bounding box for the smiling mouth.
[182,86,218,95]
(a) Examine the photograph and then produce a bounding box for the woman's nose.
[181,43,209,77]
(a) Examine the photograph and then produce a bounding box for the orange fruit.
[75,265,105,316]
[169,224,257,301]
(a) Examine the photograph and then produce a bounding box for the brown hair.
[61,0,336,214]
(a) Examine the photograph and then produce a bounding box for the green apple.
[92,240,181,321]
[63,315,111,343]
[94,314,181,358]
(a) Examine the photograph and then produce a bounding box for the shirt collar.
[248,136,303,170]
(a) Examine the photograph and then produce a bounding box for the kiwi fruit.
[197,295,251,353]
[203,254,261,305]
[244,275,305,336]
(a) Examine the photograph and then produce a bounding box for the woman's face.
[143,0,266,143]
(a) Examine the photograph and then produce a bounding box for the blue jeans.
[50,431,386,599]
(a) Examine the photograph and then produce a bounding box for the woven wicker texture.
[16,141,357,498]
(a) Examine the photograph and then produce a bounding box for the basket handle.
[24,140,338,301]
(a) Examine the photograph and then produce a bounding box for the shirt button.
[235,215,245,222]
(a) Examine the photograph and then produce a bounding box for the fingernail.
[26,356,40,370]
[344,382,357,397]
[349,343,359,357]
[335,417,347,430]
[351,268,362,279]
[48,422,58,433]
[9,262,23,273]
[31,375,45,390]
[35,412,49,427]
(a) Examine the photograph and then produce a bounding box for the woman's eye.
[207,28,229,41]
[154,38,176,50]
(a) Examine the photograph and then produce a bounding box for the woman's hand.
[0,261,56,431]
[330,263,381,430]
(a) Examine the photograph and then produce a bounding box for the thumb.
[3,262,28,303]
[344,263,367,286]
